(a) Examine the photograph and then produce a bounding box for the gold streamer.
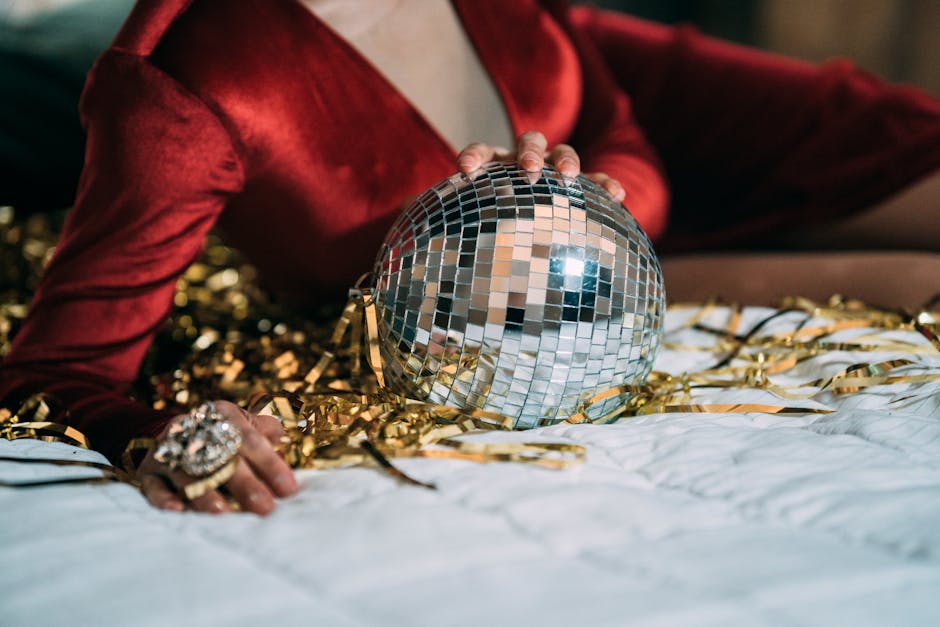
[183,459,239,501]
[361,288,386,388]
[1,209,938,497]
[0,393,90,448]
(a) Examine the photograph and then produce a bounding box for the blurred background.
[597,0,939,96]
[1,0,938,212]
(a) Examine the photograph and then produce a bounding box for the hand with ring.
[137,400,299,515]
[456,130,627,202]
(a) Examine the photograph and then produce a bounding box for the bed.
[3,301,939,626]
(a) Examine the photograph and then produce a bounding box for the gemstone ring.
[154,401,243,480]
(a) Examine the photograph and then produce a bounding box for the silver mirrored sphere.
[372,162,665,427]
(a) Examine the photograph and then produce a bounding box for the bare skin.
[455,130,626,201]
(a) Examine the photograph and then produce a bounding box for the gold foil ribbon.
[1,211,938,496]
[183,459,239,501]
[0,394,90,448]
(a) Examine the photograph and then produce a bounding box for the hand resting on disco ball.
[372,161,665,427]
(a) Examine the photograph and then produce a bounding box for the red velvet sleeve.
[549,5,670,242]
[0,50,244,462]
[570,7,940,251]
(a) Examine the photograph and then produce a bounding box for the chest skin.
[299,0,516,152]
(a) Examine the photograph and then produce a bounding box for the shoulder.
[108,0,274,75]
[110,0,195,56]
[87,0,279,132]
[79,3,250,170]
[80,0,240,124]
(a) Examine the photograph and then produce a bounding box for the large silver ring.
[154,401,242,478]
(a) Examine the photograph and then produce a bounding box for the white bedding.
[2,306,939,626]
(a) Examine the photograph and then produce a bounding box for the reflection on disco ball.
[372,161,665,427]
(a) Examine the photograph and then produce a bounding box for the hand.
[456,130,626,202]
[138,400,299,515]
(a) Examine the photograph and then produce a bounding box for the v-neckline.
[286,0,519,157]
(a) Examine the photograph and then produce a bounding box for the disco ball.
[372,161,664,427]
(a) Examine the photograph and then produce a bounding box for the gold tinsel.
[1,207,938,491]
[0,208,585,488]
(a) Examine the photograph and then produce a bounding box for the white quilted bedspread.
[2,306,939,626]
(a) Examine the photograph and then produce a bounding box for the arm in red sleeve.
[570,7,940,251]
[0,50,244,462]
[544,3,670,242]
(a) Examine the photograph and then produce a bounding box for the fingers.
[224,459,276,516]
[456,143,512,172]
[140,473,184,512]
[187,484,234,514]
[548,143,580,178]
[213,400,295,494]
[239,423,299,498]
[138,400,298,515]
[214,400,249,421]
[250,413,286,447]
[457,142,498,172]
[139,462,230,514]
[516,131,548,172]
[585,172,626,202]
[456,132,577,180]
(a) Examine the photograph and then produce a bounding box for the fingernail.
[248,491,273,512]
[457,156,476,170]
[210,499,226,513]
[557,157,577,176]
[519,152,540,170]
[274,473,298,495]
[164,500,184,512]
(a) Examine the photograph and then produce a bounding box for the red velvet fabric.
[2,0,939,461]
[571,6,940,251]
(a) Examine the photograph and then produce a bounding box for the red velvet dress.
[2,0,939,462]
